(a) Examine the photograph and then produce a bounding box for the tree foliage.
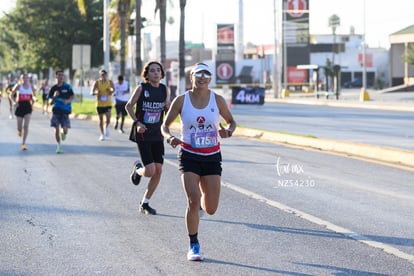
[0,0,104,75]
[405,43,414,66]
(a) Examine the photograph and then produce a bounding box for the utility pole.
[360,0,370,101]
[272,0,279,98]
[328,14,340,66]
[236,0,244,62]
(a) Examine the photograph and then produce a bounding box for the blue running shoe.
[187,243,203,261]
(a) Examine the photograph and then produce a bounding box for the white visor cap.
[191,63,212,75]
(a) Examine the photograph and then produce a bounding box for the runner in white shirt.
[10,73,37,150]
[113,75,130,133]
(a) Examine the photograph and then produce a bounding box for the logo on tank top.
[196,116,205,123]
[144,89,150,98]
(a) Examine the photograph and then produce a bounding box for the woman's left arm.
[216,94,236,138]
[31,86,37,103]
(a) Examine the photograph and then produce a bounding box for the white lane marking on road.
[164,159,414,264]
[222,181,414,265]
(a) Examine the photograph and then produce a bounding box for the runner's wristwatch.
[167,136,175,144]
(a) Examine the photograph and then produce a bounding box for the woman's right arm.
[161,95,184,148]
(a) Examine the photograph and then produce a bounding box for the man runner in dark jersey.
[125,61,170,215]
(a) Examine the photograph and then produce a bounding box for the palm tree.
[78,0,167,78]
[135,0,168,77]
[405,43,414,66]
[117,0,130,76]
[135,0,142,76]
[155,0,167,67]
[77,0,86,16]
[78,0,133,76]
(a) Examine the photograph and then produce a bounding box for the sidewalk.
[264,89,414,112]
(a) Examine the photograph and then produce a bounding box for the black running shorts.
[97,106,112,114]
[15,101,32,117]
[178,150,222,176]
[136,140,164,166]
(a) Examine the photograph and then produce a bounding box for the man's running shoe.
[140,202,157,215]
[18,130,22,137]
[56,146,62,154]
[187,243,203,261]
[60,131,66,141]
[99,134,105,141]
[105,128,110,137]
[21,144,27,151]
[130,161,142,185]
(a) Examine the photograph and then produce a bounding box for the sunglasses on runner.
[193,72,212,79]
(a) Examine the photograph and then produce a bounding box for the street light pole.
[283,2,287,91]
[360,0,370,101]
[362,0,367,91]
[272,0,279,98]
[328,14,340,66]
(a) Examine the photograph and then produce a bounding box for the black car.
[343,78,362,88]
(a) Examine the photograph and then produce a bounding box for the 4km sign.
[231,86,265,105]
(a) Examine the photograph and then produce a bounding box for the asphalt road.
[1,101,414,275]
[224,90,414,152]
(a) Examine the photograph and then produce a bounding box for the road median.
[235,127,414,168]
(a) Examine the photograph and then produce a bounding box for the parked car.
[343,78,362,88]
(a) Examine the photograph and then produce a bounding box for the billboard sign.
[217,24,235,47]
[216,60,235,84]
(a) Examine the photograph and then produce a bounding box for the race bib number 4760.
[190,131,218,148]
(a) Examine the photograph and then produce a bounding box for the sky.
[1,0,413,49]
[166,0,414,49]
[0,0,15,14]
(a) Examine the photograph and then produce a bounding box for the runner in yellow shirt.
[90,69,115,141]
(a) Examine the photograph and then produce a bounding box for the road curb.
[235,128,414,168]
[265,98,414,112]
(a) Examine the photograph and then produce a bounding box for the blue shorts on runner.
[51,113,71,128]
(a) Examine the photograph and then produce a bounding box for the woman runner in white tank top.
[161,62,236,261]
